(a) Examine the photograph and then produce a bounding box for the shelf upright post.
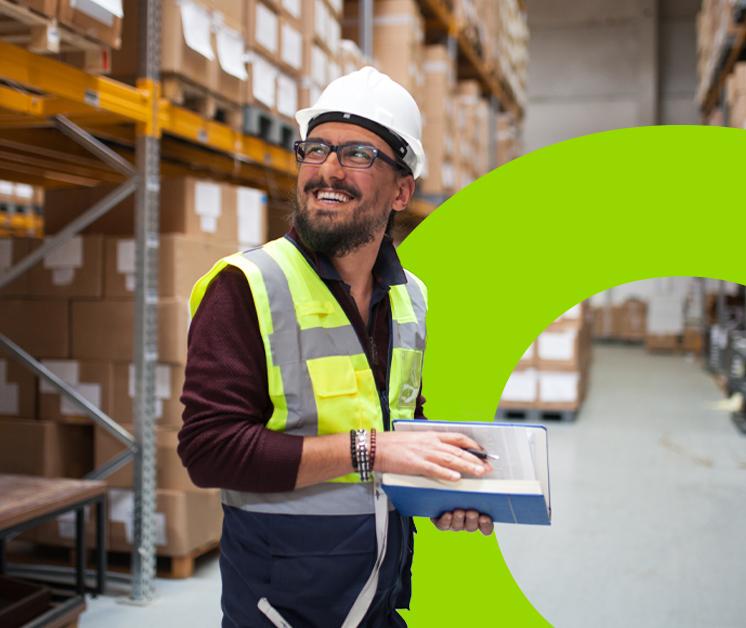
[360,0,373,58]
[131,0,161,603]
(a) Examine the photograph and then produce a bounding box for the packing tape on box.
[216,24,248,79]
[179,0,215,60]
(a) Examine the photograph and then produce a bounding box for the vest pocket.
[306,355,358,397]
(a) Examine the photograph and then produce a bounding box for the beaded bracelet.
[355,429,370,482]
[350,429,358,470]
[369,428,377,471]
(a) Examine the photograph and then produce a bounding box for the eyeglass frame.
[293,140,410,174]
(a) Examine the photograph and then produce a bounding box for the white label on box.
[256,2,279,54]
[539,372,579,403]
[70,0,122,24]
[44,236,82,270]
[154,398,164,420]
[116,238,136,277]
[281,22,302,70]
[51,268,75,286]
[179,0,215,60]
[502,369,537,403]
[0,180,13,196]
[252,55,278,108]
[0,240,12,270]
[311,45,327,86]
[124,273,135,292]
[194,181,222,234]
[0,360,19,414]
[647,295,684,334]
[537,330,577,361]
[128,364,172,400]
[55,507,91,540]
[40,360,80,393]
[314,0,326,39]
[276,73,298,117]
[442,163,455,188]
[328,17,340,54]
[111,488,166,546]
[328,61,340,82]
[237,187,267,246]
[282,0,301,18]
[60,382,101,416]
[14,183,33,200]
[216,25,248,79]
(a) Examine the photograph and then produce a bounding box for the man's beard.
[292,179,391,257]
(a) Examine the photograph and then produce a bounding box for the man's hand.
[431,510,494,535]
[375,431,492,481]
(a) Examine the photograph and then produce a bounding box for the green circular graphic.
[396,125,746,626]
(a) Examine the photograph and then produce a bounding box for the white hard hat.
[296,66,427,179]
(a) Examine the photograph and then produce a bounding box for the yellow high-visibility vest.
[189,236,427,515]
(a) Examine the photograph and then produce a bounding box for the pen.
[462,447,500,461]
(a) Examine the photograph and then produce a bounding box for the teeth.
[316,190,351,203]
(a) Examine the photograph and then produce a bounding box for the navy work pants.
[220,506,414,627]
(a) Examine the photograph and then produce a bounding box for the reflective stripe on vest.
[189,236,427,515]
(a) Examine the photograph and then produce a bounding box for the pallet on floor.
[496,406,578,422]
[162,75,243,131]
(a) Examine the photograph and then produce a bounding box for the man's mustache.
[303,178,360,199]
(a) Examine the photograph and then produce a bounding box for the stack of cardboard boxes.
[0,176,268,559]
[592,299,648,342]
[500,302,592,416]
[0,181,44,239]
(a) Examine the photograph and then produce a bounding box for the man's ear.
[391,175,416,213]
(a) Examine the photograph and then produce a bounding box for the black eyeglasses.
[293,140,408,173]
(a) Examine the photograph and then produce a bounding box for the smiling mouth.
[312,189,355,205]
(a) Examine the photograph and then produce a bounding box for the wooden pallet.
[243,104,297,151]
[162,75,243,131]
[105,539,220,579]
[496,406,578,423]
[9,538,220,580]
[0,0,110,62]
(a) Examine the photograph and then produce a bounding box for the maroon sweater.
[178,230,425,493]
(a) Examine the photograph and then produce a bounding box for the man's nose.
[318,149,345,180]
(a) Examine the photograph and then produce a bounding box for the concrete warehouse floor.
[81,344,746,627]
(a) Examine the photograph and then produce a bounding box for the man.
[179,67,493,628]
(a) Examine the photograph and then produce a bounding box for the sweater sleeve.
[177,266,304,493]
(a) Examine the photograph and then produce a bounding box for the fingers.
[478,515,494,536]
[435,432,483,451]
[428,445,488,477]
[432,510,494,534]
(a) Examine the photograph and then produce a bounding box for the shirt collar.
[285,226,407,290]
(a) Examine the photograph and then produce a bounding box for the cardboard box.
[38,360,113,423]
[108,488,222,556]
[112,0,216,92]
[537,371,586,410]
[536,328,588,371]
[95,424,196,491]
[0,237,31,297]
[71,299,189,364]
[210,5,248,105]
[619,298,647,341]
[104,235,235,300]
[247,0,280,59]
[28,235,104,299]
[682,327,704,354]
[111,362,185,427]
[13,1,58,18]
[0,299,69,358]
[57,0,123,49]
[44,178,239,245]
[501,367,537,404]
[0,358,37,418]
[645,334,680,352]
[0,419,93,478]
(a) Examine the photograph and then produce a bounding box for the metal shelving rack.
[0,0,522,604]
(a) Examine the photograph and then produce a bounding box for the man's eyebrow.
[306,136,376,146]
